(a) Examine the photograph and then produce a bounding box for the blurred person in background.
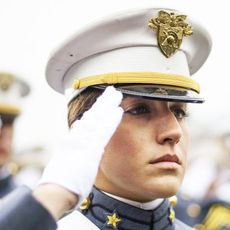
[13,146,49,189]
[0,72,30,198]
[175,118,230,229]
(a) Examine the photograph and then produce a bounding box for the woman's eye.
[172,108,188,120]
[125,105,150,115]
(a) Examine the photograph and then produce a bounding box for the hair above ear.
[68,87,104,128]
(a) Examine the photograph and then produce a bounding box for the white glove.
[39,86,123,202]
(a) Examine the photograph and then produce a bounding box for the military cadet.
[0,7,212,230]
[0,72,30,198]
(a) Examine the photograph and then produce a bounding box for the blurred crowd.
[175,118,230,228]
[0,72,44,196]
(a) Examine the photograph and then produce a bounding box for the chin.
[145,177,182,199]
[157,188,178,198]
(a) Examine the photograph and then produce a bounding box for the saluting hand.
[39,86,123,203]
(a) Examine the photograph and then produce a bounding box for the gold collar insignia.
[106,212,121,228]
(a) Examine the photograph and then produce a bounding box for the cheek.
[179,124,190,172]
[182,124,190,155]
[106,120,146,155]
[100,123,145,178]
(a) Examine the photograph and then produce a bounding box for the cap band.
[0,103,21,115]
[72,72,200,93]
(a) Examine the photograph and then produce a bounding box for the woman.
[0,7,211,230]
[59,86,190,229]
[44,7,211,229]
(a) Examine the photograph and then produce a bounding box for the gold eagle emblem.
[148,10,193,58]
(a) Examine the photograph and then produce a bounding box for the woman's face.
[95,96,189,202]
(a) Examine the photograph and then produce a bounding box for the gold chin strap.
[72,72,200,93]
[0,103,21,115]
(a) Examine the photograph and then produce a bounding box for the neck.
[80,186,175,230]
[102,190,164,210]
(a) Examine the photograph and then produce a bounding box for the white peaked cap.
[46,8,212,103]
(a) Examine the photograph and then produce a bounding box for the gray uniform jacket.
[0,186,57,230]
[0,186,192,230]
[75,186,193,230]
[0,175,17,198]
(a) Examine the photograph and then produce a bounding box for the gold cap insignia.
[106,212,121,228]
[0,73,15,91]
[148,10,193,58]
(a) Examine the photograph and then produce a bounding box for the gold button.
[169,196,178,207]
[80,197,91,210]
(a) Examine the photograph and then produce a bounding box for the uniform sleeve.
[0,186,57,230]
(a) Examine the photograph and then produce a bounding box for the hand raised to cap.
[39,86,123,203]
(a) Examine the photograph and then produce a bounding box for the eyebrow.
[121,96,188,108]
[169,102,187,109]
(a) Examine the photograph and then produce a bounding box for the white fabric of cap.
[64,46,190,102]
[0,77,30,111]
[46,7,212,102]
[0,83,22,108]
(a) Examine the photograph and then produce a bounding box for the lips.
[150,154,181,165]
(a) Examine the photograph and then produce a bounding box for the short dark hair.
[0,113,17,125]
[67,87,104,127]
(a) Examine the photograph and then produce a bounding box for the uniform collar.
[103,190,164,210]
[79,186,175,230]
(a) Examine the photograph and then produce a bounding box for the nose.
[156,112,183,145]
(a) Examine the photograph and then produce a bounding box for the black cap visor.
[94,84,204,103]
